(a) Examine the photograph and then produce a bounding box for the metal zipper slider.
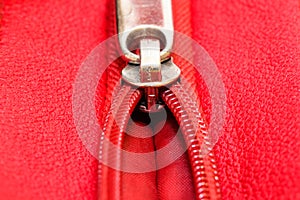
[117,0,180,111]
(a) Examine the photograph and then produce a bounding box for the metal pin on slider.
[122,39,180,111]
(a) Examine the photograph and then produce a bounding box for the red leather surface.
[0,0,299,200]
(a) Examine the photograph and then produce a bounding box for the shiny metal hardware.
[118,0,180,111]
[140,39,162,83]
[140,39,161,111]
[122,58,180,88]
[117,0,174,64]
[122,38,180,111]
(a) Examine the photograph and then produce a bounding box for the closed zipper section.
[97,0,222,199]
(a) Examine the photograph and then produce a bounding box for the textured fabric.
[0,1,108,199]
[0,0,299,200]
[191,0,300,199]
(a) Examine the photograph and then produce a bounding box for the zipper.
[98,0,221,199]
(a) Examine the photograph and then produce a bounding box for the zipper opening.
[97,0,222,199]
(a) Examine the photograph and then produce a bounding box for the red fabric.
[0,0,299,200]
[191,1,300,199]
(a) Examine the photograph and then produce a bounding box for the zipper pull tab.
[117,0,180,112]
[117,0,174,63]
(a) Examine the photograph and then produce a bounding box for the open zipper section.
[97,0,222,199]
[161,83,221,199]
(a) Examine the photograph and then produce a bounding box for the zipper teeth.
[161,83,221,200]
[98,83,221,200]
[98,85,142,200]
